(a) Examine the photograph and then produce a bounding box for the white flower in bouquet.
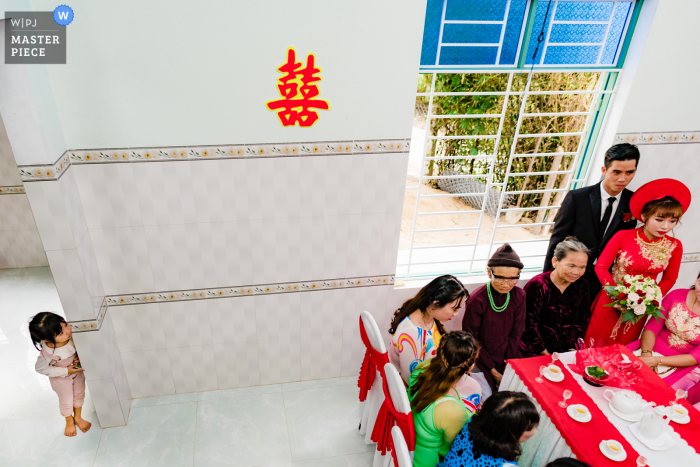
[634,303,646,315]
[645,287,656,299]
[628,292,640,303]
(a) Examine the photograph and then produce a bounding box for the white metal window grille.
[398,71,618,280]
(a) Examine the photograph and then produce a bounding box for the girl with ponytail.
[408,331,481,467]
[389,275,468,384]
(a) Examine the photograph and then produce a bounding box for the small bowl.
[583,366,610,387]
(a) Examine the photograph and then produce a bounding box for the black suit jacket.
[544,183,637,294]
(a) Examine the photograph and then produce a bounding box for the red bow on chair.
[357,316,389,401]
[371,371,416,466]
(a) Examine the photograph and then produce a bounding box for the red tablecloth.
[617,345,700,453]
[508,355,641,467]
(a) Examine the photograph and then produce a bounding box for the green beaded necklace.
[486,281,510,313]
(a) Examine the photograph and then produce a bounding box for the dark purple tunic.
[462,283,526,391]
[520,271,591,358]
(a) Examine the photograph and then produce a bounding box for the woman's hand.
[490,368,503,385]
[638,356,659,368]
[540,349,550,356]
[67,365,84,375]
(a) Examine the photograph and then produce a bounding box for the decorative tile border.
[17,153,71,182]
[18,139,410,182]
[105,275,395,306]
[682,253,700,263]
[0,186,25,194]
[614,131,700,145]
[69,299,108,333]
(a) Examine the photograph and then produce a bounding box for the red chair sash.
[370,369,416,466]
[357,316,389,402]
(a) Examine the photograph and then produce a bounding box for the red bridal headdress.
[629,178,691,220]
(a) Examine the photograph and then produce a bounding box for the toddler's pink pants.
[49,357,85,417]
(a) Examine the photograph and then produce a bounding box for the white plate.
[671,414,691,425]
[633,349,676,378]
[608,402,644,422]
[543,365,565,382]
[599,441,627,462]
[567,404,591,423]
[629,422,677,451]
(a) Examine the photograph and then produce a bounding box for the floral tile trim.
[17,154,71,181]
[69,299,108,333]
[614,131,700,145]
[17,139,409,182]
[0,186,25,194]
[105,275,395,306]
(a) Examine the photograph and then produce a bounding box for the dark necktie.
[600,197,615,238]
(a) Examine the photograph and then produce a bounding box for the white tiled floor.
[0,268,373,467]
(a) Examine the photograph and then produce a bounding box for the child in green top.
[408,331,481,467]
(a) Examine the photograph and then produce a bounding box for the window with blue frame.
[420,0,636,68]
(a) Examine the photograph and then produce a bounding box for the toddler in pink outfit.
[29,312,91,437]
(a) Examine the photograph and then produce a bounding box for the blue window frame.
[420,0,639,69]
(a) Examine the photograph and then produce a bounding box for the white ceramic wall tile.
[190,159,225,223]
[297,216,328,280]
[72,163,143,228]
[218,159,253,222]
[45,248,95,321]
[23,181,76,250]
[257,334,301,385]
[144,223,206,291]
[0,229,47,268]
[57,169,89,246]
[243,158,263,221]
[111,354,132,422]
[121,349,176,398]
[0,134,22,186]
[72,326,113,381]
[100,312,126,378]
[110,303,167,352]
[297,157,327,219]
[382,153,410,214]
[198,220,254,288]
[256,157,302,220]
[340,330,363,378]
[208,296,257,344]
[300,332,343,380]
[343,214,376,278]
[89,226,155,295]
[76,230,105,307]
[159,300,213,347]
[354,154,380,215]
[321,215,350,279]
[133,161,198,226]
[250,217,302,284]
[167,345,218,393]
[213,341,261,389]
[254,292,301,341]
[0,194,36,231]
[299,289,345,336]
[86,378,127,428]
[342,285,391,335]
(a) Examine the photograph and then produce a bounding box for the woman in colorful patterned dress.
[585,179,691,346]
[627,271,700,391]
[389,275,468,385]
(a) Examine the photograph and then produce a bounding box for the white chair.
[359,311,388,445]
[373,363,414,467]
[391,426,412,467]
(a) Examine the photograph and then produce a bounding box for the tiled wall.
[20,140,410,400]
[0,117,47,269]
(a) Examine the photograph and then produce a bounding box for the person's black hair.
[469,391,540,462]
[692,270,700,290]
[604,143,640,169]
[28,312,67,350]
[545,458,591,467]
[388,275,467,336]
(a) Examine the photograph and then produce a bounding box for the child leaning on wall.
[29,312,91,437]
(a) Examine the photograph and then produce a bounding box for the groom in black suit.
[544,143,641,299]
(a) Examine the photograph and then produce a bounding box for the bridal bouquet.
[604,274,664,324]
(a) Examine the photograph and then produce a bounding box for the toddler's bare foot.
[65,417,77,437]
[74,416,91,433]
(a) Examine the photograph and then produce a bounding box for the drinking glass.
[636,455,647,467]
[558,389,572,408]
[551,352,560,366]
[671,388,687,406]
[536,365,546,383]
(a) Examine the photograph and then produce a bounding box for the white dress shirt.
[600,183,622,235]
